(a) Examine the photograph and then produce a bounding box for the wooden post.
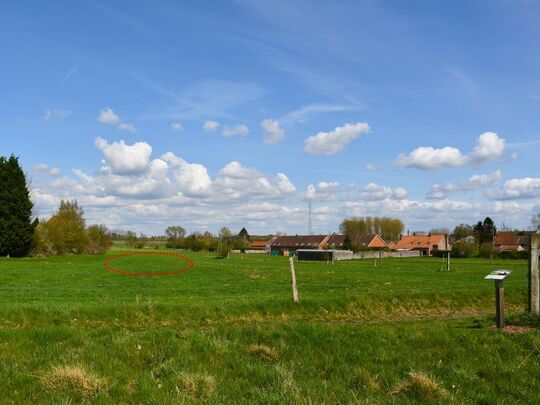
[495,279,504,328]
[289,257,299,303]
[529,234,540,315]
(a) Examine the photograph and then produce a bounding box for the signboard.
[484,270,512,280]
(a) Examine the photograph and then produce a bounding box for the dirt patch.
[489,325,534,334]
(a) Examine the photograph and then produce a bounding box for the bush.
[32,200,112,256]
[216,242,231,259]
[86,225,112,254]
[479,242,496,259]
[450,239,478,258]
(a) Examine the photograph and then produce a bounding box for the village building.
[493,232,530,252]
[268,234,391,255]
[325,234,389,250]
[269,235,329,255]
[392,233,450,256]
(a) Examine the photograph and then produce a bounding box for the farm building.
[268,234,390,255]
[250,240,269,250]
[269,235,329,255]
[296,249,334,261]
[325,234,389,250]
[392,233,450,256]
[493,232,530,252]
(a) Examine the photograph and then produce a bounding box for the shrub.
[216,242,231,259]
[86,225,113,254]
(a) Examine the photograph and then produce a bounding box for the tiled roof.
[251,240,268,248]
[493,232,519,246]
[270,235,327,248]
[393,234,447,250]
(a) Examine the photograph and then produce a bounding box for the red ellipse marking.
[103,251,195,277]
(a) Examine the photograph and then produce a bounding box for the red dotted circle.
[103,251,195,277]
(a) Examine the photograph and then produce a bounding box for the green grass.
[0,251,538,403]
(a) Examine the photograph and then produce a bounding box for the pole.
[289,257,299,303]
[529,234,540,315]
[495,280,504,328]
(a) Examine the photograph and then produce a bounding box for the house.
[269,235,330,254]
[493,232,530,252]
[392,233,450,256]
[250,240,268,250]
[268,233,391,255]
[324,234,389,250]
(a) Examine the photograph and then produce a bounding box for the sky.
[1,0,540,236]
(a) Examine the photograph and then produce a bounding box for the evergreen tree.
[0,155,35,257]
[238,227,249,240]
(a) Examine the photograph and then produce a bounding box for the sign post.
[484,270,512,329]
[529,234,539,315]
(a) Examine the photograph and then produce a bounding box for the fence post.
[529,234,540,315]
[289,257,299,303]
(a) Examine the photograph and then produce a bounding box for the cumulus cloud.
[97,108,120,125]
[33,163,60,176]
[261,119,285,144]
[490,177,540,199]
[203,121,221,132]
[94,137,152,175]
[395,132,506,170]
[203,120,220,131]
[360,183,408,201]
[222,124,249,137]
[44,109,71,122]
[276,173,296,193]
[304,122,370,155]
[427,170,502,199]
[171,122,183,131]
[118,123,137,132]
[306,182,341,201]
[365,164,379,172]
[161,152,212,196]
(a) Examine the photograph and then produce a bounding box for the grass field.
[0,250,539,403]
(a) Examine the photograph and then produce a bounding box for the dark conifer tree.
[0,155,35,257]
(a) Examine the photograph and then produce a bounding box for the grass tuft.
[40,365,104,399]
[249,344,278,359]
[176,372,217,399]
[389,371,448,401]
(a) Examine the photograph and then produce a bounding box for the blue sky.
[1,0,540,235]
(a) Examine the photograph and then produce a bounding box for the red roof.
[393,234,448,250]
[251,241,268,248]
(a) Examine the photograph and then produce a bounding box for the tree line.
[0,155,111,257]
[339,216,404,245]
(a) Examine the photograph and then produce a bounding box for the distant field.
[0,250,538,403]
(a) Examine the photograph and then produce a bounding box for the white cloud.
[44,109,71,122]
[306,181,341,201]
[118,123,137,132]
[203,120,220,131]
[261,119,284,144]
[360,183,408,201]
[171,122,183,131]
[304,122,370,155]
[97,108,120,125]
[33,163,60,176]
[491,177,540,199]
[395,132,506,170]
[277,173,296,193]
[427,170,502,199]
[94,137,152,175]
[161,152,212,196]
[222,124,249,137]
[365,164,379,172]
[280,103,361,125]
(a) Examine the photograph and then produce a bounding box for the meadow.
[0,249,539,403]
